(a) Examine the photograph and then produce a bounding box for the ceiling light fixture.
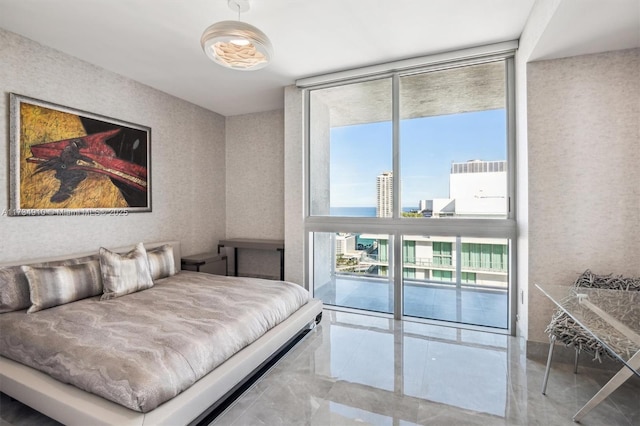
[201,0,273,71]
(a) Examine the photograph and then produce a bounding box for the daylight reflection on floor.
[210,311,640,425]
[315,275,509,329]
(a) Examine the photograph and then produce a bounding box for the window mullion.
[392,73,400,219]
[392,74,402,319]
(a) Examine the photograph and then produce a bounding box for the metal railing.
[330,272,508,292]
[359,255,507,273]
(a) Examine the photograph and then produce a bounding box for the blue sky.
[330,109,507,207]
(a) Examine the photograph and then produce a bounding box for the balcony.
[359,254,509,274]
[314,273,509,329]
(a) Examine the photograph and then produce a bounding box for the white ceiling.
[528,0,640,62]
[0,0,638,117]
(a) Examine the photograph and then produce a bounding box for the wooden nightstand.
[181,252,227,275]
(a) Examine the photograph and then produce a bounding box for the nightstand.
[181,252,227,275]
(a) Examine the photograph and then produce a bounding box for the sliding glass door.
[401,235,509,328]
[312,232,393,314]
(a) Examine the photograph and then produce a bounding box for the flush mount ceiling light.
[201,0,273,71]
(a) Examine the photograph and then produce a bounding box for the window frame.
[301,45,518,334]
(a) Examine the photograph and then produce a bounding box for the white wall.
[224,110,285,280]
[0,29,226,261]
[515,0,563,338]
[284,85,305,286]
[527,48,640,346]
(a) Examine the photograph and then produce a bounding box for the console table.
[181,252,227,275]
[536,284,640,421]
[217,238,285,280]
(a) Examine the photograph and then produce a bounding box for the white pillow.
[99,242,154,300]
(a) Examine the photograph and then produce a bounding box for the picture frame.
[8,93,151,216]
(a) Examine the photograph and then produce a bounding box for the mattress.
[0,271,309,413]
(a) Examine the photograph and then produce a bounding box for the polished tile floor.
[2,310,639,425]
[210,311,639,425]
[315,277,509,329]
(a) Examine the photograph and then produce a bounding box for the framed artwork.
[8,93,151,216]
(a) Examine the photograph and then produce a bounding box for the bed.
[0,240,323,425]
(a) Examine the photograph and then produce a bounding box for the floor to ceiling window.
[303,44,517,332]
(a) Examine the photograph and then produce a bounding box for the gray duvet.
[0,271,309,412]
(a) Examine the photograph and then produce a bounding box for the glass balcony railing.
[313,273,509,328]
[358,255,507,273]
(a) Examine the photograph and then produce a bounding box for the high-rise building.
[376,171,393,217]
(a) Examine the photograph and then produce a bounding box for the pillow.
[100,242,154,300]
[22,260,103,313]
[0,266,31,313]
[146,244,176,280]
[0,254,100,313]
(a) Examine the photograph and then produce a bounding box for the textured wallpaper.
[527,48,640,344]
[284,86,305,286]
[0,29,226,262]
[224,110,285,280]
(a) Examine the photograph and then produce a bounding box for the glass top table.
[536,284,640,421]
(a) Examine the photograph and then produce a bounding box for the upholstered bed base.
[0,241,323,426]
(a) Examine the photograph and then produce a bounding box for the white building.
[376,171,393,218]
[335,233,356,256]
[418,160,507,218]
[449,160,507,218]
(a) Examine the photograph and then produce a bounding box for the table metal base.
[573,350,640,422]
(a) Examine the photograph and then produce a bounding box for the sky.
[329,109,507,208]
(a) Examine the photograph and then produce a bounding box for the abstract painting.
[8,94,151,216]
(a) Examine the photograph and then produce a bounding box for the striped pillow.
[1,254,99,313]
[100,242,154,300]
[147,245,176,280]
[22,260,103,313]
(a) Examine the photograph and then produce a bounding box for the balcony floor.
[315,275,509,329]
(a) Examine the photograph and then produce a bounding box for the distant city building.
[418,160,507,218]
[376,171,393,218]
[418,199,431,212]
[351,160,509,287]
[449,160,507,217]
[335,233,356,256]
[358,233,508,286]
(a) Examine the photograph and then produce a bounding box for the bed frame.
[0,241,323,426]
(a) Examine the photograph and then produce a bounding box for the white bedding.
[0,271,310,412]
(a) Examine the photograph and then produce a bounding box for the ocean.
[329,207,417,217]
[329,207,377,217]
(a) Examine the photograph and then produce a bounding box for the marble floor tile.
[2,309,639,426]
[213,310,640,426]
